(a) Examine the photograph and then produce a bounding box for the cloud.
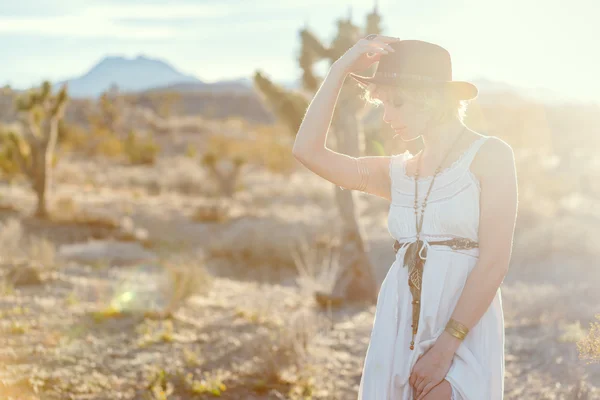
[0,16,177,39]
[89,3,234,20]
[0,0,81,17]
[0,3,238,39]
[0,1,329,39]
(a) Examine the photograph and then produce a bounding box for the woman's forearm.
[292,62,348,159]
[433,262,508,358]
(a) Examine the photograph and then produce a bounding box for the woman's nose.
[382,108,394,125]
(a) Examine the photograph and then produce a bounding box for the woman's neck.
[419,119,468,161]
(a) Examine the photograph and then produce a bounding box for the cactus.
[253,73,309,135]
[12,81,68,218]
[88,84,123,134]
[0,129,25,179]
[253,3,383,303]
[201,151,246,198]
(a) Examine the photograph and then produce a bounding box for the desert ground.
[0,118,598,400]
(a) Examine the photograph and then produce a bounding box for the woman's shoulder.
[471,135,516,178]
[475,135,514,161]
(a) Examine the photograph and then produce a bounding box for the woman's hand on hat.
[334,35,399,75]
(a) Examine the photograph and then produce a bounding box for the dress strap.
[461,136,490,170]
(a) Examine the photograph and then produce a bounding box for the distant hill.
[467,78,584,105]
[53,54,583,105]
[147,77,253,95]
[55,55,254,98]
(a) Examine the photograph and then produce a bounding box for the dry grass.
[191,201,230,223]
[291,234,344,300]
[0,217,57,267]
[250,305,331,398]
[0,113,599,398]
[578,314,600,364]
[156,252,214,317]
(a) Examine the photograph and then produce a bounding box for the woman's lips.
[394,126,406,132]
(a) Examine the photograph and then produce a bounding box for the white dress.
[358,135,505,400]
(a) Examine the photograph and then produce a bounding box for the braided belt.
[393,237,479,350]
[393,237,479,253]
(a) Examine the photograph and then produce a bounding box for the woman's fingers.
[365,47,389,57]
[363,42,395,57]
[416,381,437,400]
[366,41,396,52]
[415,377,429,398]
[365,34,400,43]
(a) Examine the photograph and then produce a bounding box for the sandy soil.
[0,158,598,400]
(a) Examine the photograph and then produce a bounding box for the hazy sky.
[0,0,597,101]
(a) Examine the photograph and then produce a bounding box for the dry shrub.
[124,130,160,165]
[184,143,197,158]
[0,217,56,267]
[155,252,213,317]
[578,313,600,364]
[191,201,230,223]
[51,207,121,230]
[97,134,125,158]
[256,307,328,384]
[58,122,90,153]
[206,217,326,269]
[210,122,295,175]
[60,124,126,159]
[291,234,343,299]
[0,126,25,180]
[52,195,79,218]
[54,160,89,185]
[247,124,295,174]
[201,135,247,198]
[67,155,212,197]
[200,123,294,197]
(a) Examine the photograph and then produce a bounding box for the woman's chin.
[393,131,418,141]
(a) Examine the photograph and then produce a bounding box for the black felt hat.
[349,39,478,100]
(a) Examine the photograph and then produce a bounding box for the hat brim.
[349,73,478,100]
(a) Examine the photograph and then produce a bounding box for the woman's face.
[374,87,434,141]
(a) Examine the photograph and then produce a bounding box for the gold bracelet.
[447,318,470,334]
[355,158,370,191]
[445,318,469,340]
[445,326,467,340]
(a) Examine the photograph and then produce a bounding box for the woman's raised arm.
[292,35,398,200]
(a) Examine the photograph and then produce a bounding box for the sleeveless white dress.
[358,135,505,400]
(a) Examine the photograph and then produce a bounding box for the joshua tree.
[88,84,124,134]
[10,81,68,218]
[254,4,383,305]
[201,152,246,198]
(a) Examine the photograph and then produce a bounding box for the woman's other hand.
[409,345,454,400]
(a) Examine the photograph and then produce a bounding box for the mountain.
[56,55,203,98]
[470,78,583,105]
[147,77,253,95]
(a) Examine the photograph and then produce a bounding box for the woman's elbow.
[292,149,305,165]
[292,144,313,163]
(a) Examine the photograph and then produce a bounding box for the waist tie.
[393,237,479,350]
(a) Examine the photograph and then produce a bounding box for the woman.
[292,36,517,400]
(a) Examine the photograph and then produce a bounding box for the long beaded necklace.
[405,126,468,350]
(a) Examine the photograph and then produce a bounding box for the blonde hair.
[360,83,469,123]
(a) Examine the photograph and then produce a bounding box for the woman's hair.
[360,83,469,124]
